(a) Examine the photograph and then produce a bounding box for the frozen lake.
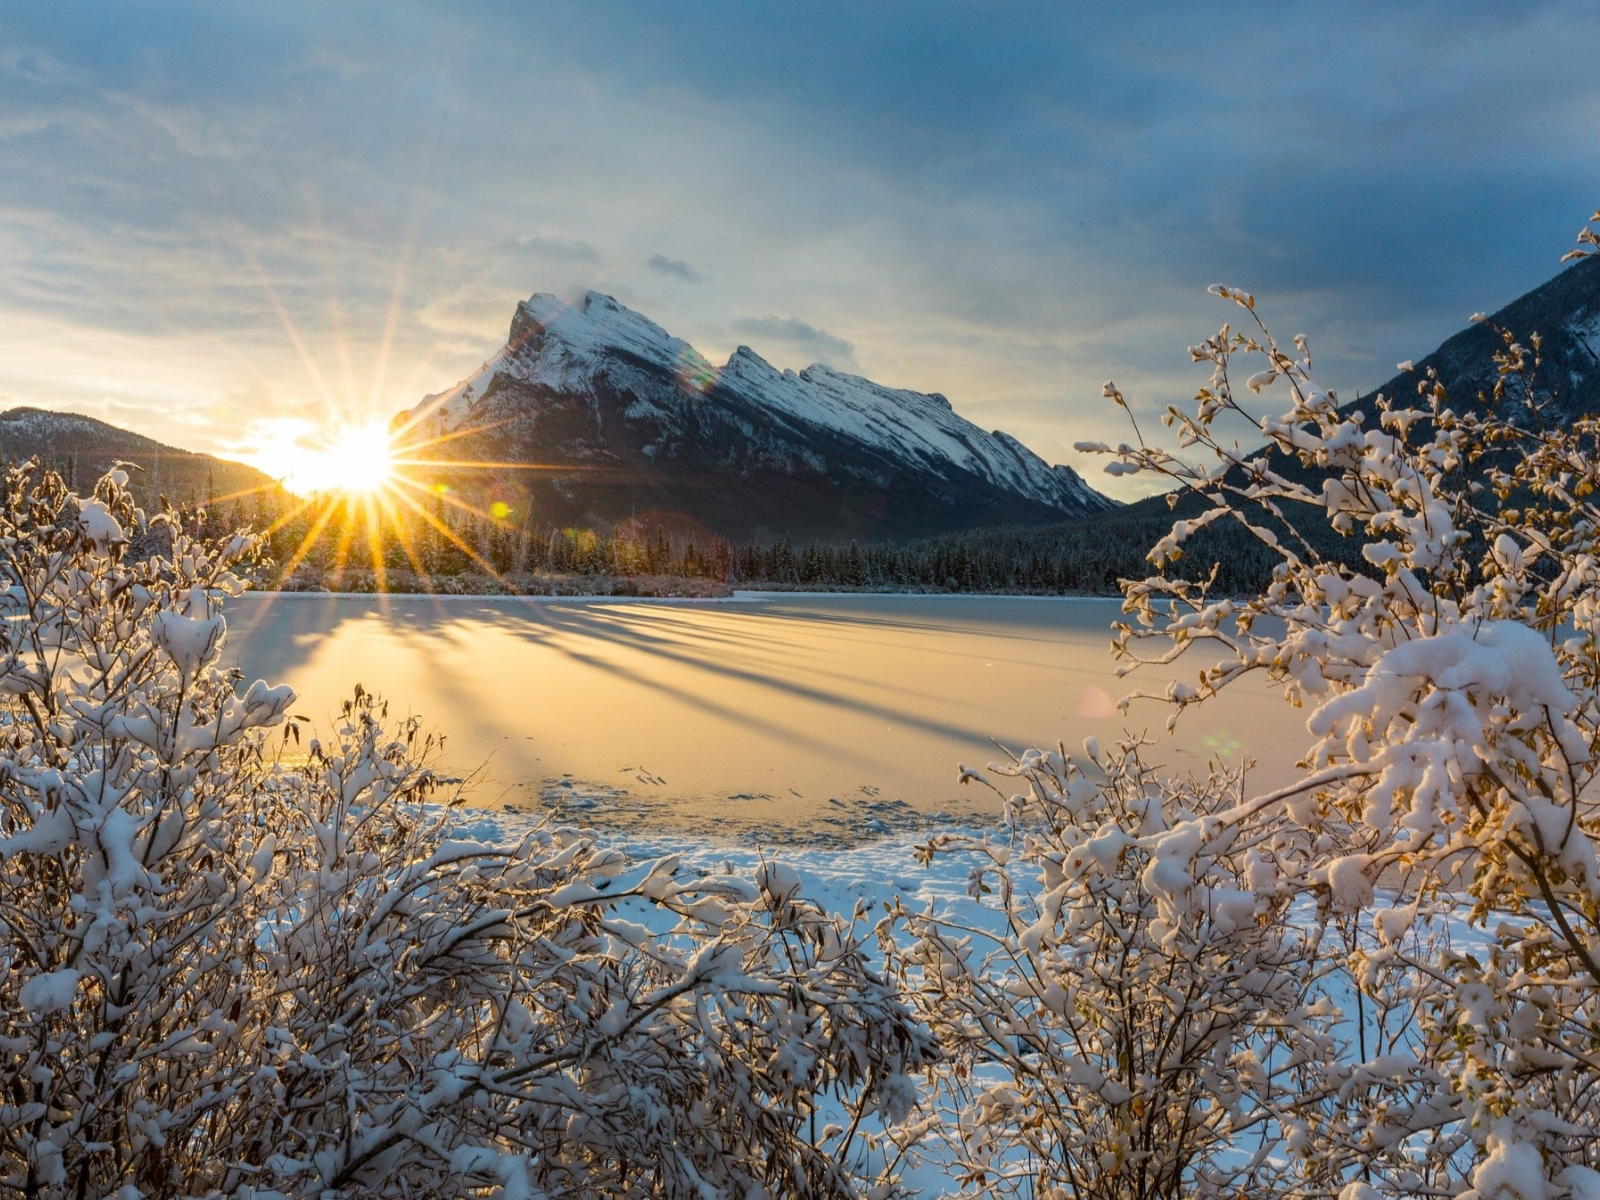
[222,592,1309,842]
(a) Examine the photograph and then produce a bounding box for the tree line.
[174,486,1323,595]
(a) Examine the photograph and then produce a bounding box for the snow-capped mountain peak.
[403,291,1114,540]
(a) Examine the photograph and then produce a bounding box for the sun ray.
[367,155,434,414]
[391,517,430,582]
[257,494,320,540]
[328,498,360,577]
[221,181,582,600]
[390,343,448,416]
[241,248,340,411]
[385,484,519,589]
[372,494,439,596]
[388,459,582,472]
[225,345,644,597]
[361,493,391,595]
[326,285,358,416]
[387,472,519,528]
[366,223,413,414]
[271,500,343,586]
[387,409,512,451]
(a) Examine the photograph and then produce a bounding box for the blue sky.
[0,1,1595,496]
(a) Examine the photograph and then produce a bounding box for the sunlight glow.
[248,416,396,496]
[219,260,547,599]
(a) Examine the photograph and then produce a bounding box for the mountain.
[401,292,1116,541]
[0,407,280,511]
[1357,252,1600,421]
[1115,252,1600,530]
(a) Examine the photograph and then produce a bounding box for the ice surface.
[222,594,1309,841]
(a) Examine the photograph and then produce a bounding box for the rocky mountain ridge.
[1118,252,1600,530]
[402,291,1115,540]
[1355,252,1600,420]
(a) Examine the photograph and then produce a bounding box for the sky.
[0,1,1596,499]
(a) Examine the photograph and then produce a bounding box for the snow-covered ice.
[223,593,1310,842]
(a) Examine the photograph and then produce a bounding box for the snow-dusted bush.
[1067,231,1600,1195]
[891,739,1338,1199]
[0,463,933,1199]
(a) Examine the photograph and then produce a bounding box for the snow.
[75,497,125,552]
[405,290,1114,514]
[1308,620,1586,846]
[19,968,79,1016]
[1564,1166,1600,1200]
[1467,1125,1554,1200]
[446,813,997,1194]
[151,607,225,683]
[453,808,991,931]
[443,804,1496,1197]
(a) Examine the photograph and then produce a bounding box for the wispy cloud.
[730,316,856,369]
[0,2,1595,493]
[647,254,703,283]
[416,234,607,337]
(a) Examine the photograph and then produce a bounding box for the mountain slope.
[402,292,1115,540]
[1115,253,1600,534]
[1357,252,1600,421]
[0,408,281,511]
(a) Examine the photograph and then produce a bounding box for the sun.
[219,274,544,597]
[230,399,531,595]
[248,416,396,497]
[324,422,396,494]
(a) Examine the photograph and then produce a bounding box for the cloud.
[519,236,601,265]
[416,235,607,337]
[0,1,1597,497]
[647,254,704,282]
[730,316,856,368]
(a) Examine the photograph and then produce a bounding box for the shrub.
[1064,231,1600,1195]
[892,740,1338,1198]
[894,218,1600,1198]
[0,463,934,1199]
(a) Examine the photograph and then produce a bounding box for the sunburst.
[234,408,537,595]
[248,417,396,497]
[213,240,611,602]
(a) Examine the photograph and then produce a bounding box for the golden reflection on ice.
[224,594,1307,840]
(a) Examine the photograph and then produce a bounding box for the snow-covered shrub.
[1071,231,1600,1194]
[891,738,1339,1198]
[0,462,934,1199]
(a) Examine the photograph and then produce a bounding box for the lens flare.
[675,346,718,393]
[1076,683,1119,719]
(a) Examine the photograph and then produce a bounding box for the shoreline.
[237,587,1122,603]
[234,590,765,605]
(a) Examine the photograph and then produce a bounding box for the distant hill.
[1114,252,1600,530]
[0,407,281,511]
[874,254,1600,596]
[1357,251,1600,423]
[398,291,1117,541]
